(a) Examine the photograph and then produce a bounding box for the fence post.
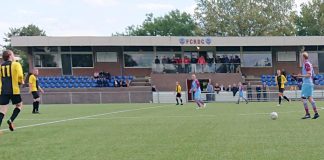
[157,91,160,103]
[99,92,102,104]
[69,92,73,104]
[128,91,131,103]
[40,94,43,104]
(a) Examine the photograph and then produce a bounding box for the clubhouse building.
[11,36,324,77]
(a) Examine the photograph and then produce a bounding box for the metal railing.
[152,63,241,74]
[20,91,153,104]
[201,90,324,102]
[19,90,324,104]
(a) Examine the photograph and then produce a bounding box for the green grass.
[1,102,324,160]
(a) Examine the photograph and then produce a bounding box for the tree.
[296,0,324,36]
[115,10,198,36]
[194,0,297,36]
[3,24,46,72]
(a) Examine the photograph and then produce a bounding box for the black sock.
[36,101,40,112]
[279,96,282,104]
[10,108,21,122]
[0,112,4,127]
[283,96,289,102]
[180,98,183,103]
[176,98,179,104]
[33,102,37,113]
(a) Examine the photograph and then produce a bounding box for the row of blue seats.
[39,79,97,84]
[40,82,123,88]
[39,76,134,81]
[262,75,324,86]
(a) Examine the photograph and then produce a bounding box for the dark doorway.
[61,54,72,75]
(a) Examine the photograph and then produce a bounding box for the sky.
[0,0,311,47]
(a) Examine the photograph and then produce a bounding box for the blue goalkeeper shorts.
[194,91,201,101]
[301,83,314,98]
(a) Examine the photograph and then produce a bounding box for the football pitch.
[0,102,324,160]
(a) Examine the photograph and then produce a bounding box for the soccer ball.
[270,112,278,120]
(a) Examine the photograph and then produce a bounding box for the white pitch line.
[239,107,324,116]
[0,104,170,132]
[16,114,219,121]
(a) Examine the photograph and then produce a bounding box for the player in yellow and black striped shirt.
[29,69,44,114]
[175,81,183,105]
[275,69,290,106]
[0,50,24,132]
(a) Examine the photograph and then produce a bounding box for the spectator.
[234,55,241,73]
[214,83,221,94]
[162,56,168,64]
[232,83,239,97]
[247,82,252,101]
[229,56,235,73]
[93,72,99,79]
[198,56,206,73]
[206,79,214,101]
[220,55,225,63]
[215,56,221,63]
[256,85,261,101]
[122,80,128,87]
[207,55,214,73]
[175,56,182,73]
[226,85,232,92]
[224,55,230,73]
[114,80,120,87]
[262,82,268,101]
[183,56,190,73]
[220,84,225,92]
[191,56,198,73]
[234,55,241,64]
[170,56,176,64]
[154,56,160,64]
[152,85,157,92]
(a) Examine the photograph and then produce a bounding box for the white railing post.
[99,92,102,104]
[69,92,73,104]
[128,91,131,103]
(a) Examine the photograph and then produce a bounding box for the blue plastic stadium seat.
[91,83,97,87]
[73,84,79,88]
[320,81,324,86]
[108,83,114,87]
[79,83,85,88]
[68,83,73,88]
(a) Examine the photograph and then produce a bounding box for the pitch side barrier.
[152,90,324,103]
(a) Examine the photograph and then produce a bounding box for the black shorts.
[0,94,22,105]
[32,91,40,99]
[279,88,285,93]
[176,93,181,98]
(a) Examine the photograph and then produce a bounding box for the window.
[124,52,153,68]
[242,52,272,67]
[34,53,61,68]
[277,51,296,62]
[72,54,93,67]
[96,52,118,62]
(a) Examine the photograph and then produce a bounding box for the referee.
[29,69,44,114]
[0,50,24,131]
[175,81,183,105]
[275,69,290,106]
